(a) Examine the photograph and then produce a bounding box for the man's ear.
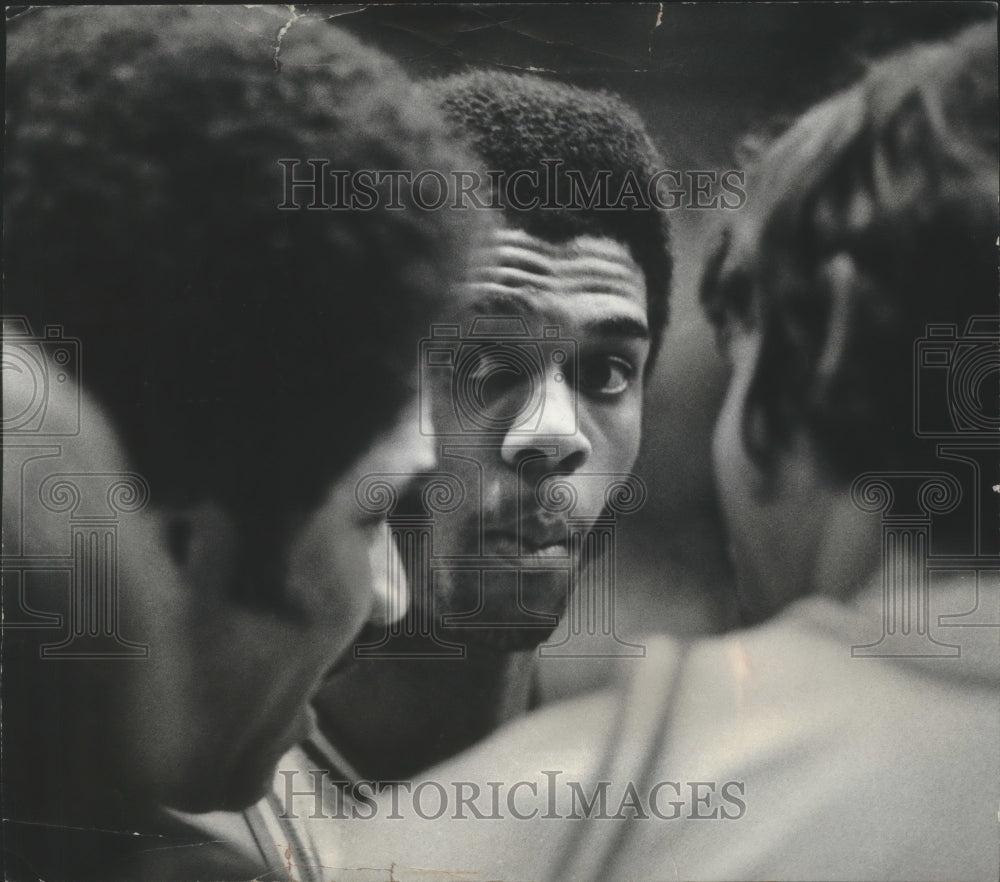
[815,253,871,385]
[160,501,239,601]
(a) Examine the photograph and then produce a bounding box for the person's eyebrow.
[464,289,543,319]
[582,315,650,341]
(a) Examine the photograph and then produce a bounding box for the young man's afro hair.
[425,70,672,369]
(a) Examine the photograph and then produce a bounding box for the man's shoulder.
[447,683,624,784]
[614,591,1000,880]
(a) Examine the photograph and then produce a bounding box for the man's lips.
[480,528,569,557]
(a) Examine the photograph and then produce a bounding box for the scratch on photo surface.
[649,2,664,58]
[273,5,303,71]
[0,818,169,838]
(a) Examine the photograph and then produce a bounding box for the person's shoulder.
[450,685,622,785]
[617,597,1000,880]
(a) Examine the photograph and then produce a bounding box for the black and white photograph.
[2,3,998,880]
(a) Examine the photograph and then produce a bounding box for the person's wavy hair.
[700,20,998,482]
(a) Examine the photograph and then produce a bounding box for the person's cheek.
[607,396,642,473]
[337,529,377,624]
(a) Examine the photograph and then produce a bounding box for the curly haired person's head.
[5,6,482,583]
[3,6,496,837]
[700,21,998,482]
[426,70,672,369]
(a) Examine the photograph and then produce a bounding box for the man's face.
[122,397,433,812]
[407,224,649,651]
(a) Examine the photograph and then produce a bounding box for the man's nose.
[500,369,592,471]
[402,398,438,476]
[366,522,410,627]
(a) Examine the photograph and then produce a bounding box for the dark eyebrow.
[582,315,649,340]
[469,291,543,319]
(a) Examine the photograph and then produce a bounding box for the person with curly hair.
[2,6,486,879]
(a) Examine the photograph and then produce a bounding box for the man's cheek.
[599,403,643,472]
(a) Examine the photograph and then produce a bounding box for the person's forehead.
[460,226,648,332]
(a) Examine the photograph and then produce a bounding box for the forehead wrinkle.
[478,237,638,276]
[469,250,644,300]
[489,226,562,253]
[489,227,632,260]
[461,228,648,325]
[473,243,555,277]
[559,234,639,262]
[465,264,557,293]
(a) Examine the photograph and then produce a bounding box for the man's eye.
[579,355,634,397]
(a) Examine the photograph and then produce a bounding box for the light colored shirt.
[326,570,1000,881]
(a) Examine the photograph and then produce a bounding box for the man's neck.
[312,647,538,781]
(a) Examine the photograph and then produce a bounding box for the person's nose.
[365,397,435,627]
[366,521,410,627]
[402,397,438,476]
[500,367,592,472]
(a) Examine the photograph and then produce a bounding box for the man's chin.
[162,727,301,815]
[435,588,568,652]
[164,772,270,815]
[338,603,565,655]
[439,621,561,652]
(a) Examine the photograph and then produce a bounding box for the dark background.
[310,2,995,686]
